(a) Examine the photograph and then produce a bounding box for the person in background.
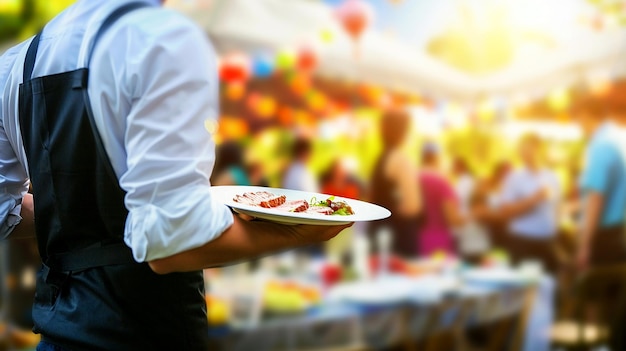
[369,109,421,258]
[575,105,626,269]
[211,141,251,186]
[456,186,492,264]
[283,138,319,193]
[451,157,475,213]
[417,142,465,257]
[497,133,560,274]
[483,161,512,249]
[321,159,362,200]
[573,103,626,351]
[321,159,364,261]
[211,141,269,187]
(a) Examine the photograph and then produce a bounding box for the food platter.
[211,186,391,225]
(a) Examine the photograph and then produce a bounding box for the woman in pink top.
[417,142,465,256]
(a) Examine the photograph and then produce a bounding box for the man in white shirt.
[498,133,560,273]
[0,1,349,349]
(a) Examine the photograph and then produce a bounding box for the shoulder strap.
[86,1,152,67]
[22,1,151,82]
[23,33,42,83]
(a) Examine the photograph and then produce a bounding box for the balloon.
[297,46,318,72]
[289,74,311,96]
[225,82,245,101]
[252,55,274,78]
[306,91,326,111]
[219,53,250,83]
[278,107,294,125]
[320,29,335,43]
[257,97,277,119]
[335,0,374,40]
[219,116,249,140]
[246,92,262,111]
[275,49,297,71]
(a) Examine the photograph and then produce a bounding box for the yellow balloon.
[320,29,335,43]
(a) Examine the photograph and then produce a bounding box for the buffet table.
[207,267,542,351]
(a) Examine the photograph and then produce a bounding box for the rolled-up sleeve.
[116,11,234,262]
[0,114,29,239]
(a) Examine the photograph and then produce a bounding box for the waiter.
[0,1,350,350]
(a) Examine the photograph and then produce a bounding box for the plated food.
[211,186,390,225]
[233,191,354,216]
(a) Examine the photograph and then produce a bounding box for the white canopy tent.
[169,0,626,104]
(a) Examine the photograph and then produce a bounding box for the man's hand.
[281,223,353,245]
[532,187,550,203]
[149,216,353,274]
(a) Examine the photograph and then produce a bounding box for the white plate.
[211,186,391,225]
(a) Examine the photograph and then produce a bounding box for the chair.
[550,264,626,351]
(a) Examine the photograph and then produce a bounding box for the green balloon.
[275,50,296,70]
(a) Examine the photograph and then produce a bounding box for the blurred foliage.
[0,0,74,45]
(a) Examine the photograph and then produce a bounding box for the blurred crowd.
[206,104,626,350]
[212,106,626,276]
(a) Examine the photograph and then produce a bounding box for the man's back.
[1,0,233,272]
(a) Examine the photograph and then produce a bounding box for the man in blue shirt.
[577,106,626,270]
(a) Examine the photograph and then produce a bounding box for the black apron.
[18,3,209,350]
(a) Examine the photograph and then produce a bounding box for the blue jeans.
[37,341,68,351]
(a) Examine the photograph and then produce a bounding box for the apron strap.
[47,242,136,272]
[81,2,153,185]
[86,1,152,67]
[23,32,42,82]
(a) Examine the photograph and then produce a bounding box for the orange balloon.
[246,92,262,111]
[218,117,249,140]
[306,91,326,111]
[225,82,245,101]
[297,46,318,72]
[335,0,374,40]
[257,97,277,119]
[278,107,294,125]
[290,74,311,96]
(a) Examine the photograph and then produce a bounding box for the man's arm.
[498,189,546,219]
[496,172,547,220]
[576,142,613,270]
[0,73,30,241]
[576,191,603,270]
[386,151,421,217]
[7,194,35,240]
[149,217,351,274]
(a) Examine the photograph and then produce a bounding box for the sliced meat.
[305,206,334,215]
[275,200,310,213]
[233,191,286,208]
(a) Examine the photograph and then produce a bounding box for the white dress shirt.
[499,168,560,238]
[0,0,234,262]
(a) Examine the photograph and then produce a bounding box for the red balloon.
[297,46,318,72]
[219,53,250,83]
[335,0,374,40]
